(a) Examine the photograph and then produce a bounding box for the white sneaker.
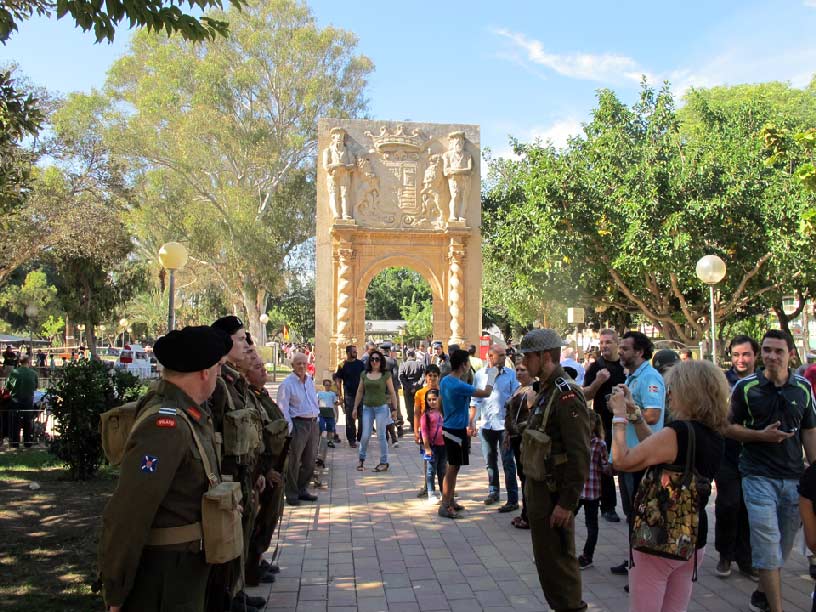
[425,493,441,505]
[393,441,400,448]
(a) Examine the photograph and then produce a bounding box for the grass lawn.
[0,448,117,612]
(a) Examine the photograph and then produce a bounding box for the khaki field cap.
[518,329,564,354]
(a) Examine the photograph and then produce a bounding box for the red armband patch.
[156,417,176,428]
[560,392,576,402]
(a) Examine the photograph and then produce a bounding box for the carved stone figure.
[421,154,445,227]
[323,127,356,220]
[442,131,472,222]
[355,157,380,217]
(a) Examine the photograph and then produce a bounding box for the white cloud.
[804,0,816,7]
[494,28,644,84]
[494,117,584,159]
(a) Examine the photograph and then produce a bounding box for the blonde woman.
[609,359,728,612]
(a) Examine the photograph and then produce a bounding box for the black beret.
[154,326,232,372]
[211,315,244,336]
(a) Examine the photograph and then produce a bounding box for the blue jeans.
[425,444,447,494]
[480,428,518,503]
[742,476,801,570]
[359,404,389,464]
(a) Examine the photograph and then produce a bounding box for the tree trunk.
[86,319,99,359]
[241,283,268,345]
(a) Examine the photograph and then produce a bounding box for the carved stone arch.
[356,255,444,306]
[315,119,482,379]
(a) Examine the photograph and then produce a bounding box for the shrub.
[47,360,146,480]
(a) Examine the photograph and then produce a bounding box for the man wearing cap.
[208,316,268,612]
[519,328,590,612]
[277,352,320,506]
[98,326,231,612]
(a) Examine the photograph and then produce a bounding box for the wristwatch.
[626,404,643,424]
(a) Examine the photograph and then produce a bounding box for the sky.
[2,0,816,158]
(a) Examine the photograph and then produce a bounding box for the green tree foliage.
[0,269,57,332]
[47,360,145,479]
[485,81,816,346]
[40,314,65,344]
[400,298,432,342]
[365,268,432,320]
[105,0,372,340]
[0,66,43,225]
[266,277,315,340]
[0,0,244,44]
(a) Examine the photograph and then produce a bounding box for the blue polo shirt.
[625,360,665,449]
[440,375,477,430]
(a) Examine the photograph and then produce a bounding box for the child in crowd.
[421,389,447,503]
[577,411,612,569]
[316,379,339,468]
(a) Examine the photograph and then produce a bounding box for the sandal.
[451,501,464,512]
[513,517,530,529]
[373,463,389,472]
[356,460,364,471]
[437,504,460,519]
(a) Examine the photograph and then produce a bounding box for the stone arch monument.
[315,119,482,379]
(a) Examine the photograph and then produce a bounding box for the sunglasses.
[370,357,381,362]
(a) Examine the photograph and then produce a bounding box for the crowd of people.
[89,318,816,612]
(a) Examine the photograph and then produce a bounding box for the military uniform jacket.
[527,365,591,511]
[98,380,219,607]
[250,385,288,473]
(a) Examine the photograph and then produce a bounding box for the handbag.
[631,421,708,564]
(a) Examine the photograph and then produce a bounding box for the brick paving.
[249,389,814,611]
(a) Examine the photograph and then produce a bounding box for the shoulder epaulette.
[555,377,571,393]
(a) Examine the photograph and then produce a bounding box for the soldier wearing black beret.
[207,316,270,611]
[98,326,231,612]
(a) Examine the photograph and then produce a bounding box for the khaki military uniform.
[246,385,289,584]
[525,365,591,612]
[207,363,264,599]
[98,380,220,611]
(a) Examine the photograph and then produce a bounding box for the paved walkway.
[244,424,814,612]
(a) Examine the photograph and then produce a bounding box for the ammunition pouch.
[519,388,558,483]
[223,408,259,461]
[201,481,244,564]
[263,420,289,460]
[521,428,553,482]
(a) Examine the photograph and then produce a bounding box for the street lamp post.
[158,242,189,333]
[25,304,39,357]
[259,313,269,347]
[696,255,727,363]
[119,317,129,347]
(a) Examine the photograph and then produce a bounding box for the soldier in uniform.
[98,325,232,612]
[244,351,288,585]
[518,328,591,612]
[208,316,267,612]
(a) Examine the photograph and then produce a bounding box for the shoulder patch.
[158,407,178,416]
[186,406,201,422]
[140,455,159,473]
[555,377,571,393]
[648,385,659,393]
[224,373,234,383]
[560,392,577,402]
[156,417,176,428]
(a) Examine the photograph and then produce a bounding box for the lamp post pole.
[696,255,727,363]
[158,242,189,333]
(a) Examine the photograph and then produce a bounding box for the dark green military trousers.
[526,478,587,612]
[123,548,210,612]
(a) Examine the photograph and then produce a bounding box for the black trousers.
[9,399,34,448]
[600,411,618,513]
[510,435,528,522]
[343,395,357,444]
[577,498,600,560]
[404,389,416,429]
[714,473,752,568]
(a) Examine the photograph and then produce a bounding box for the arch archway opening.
[364,267,433,347]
